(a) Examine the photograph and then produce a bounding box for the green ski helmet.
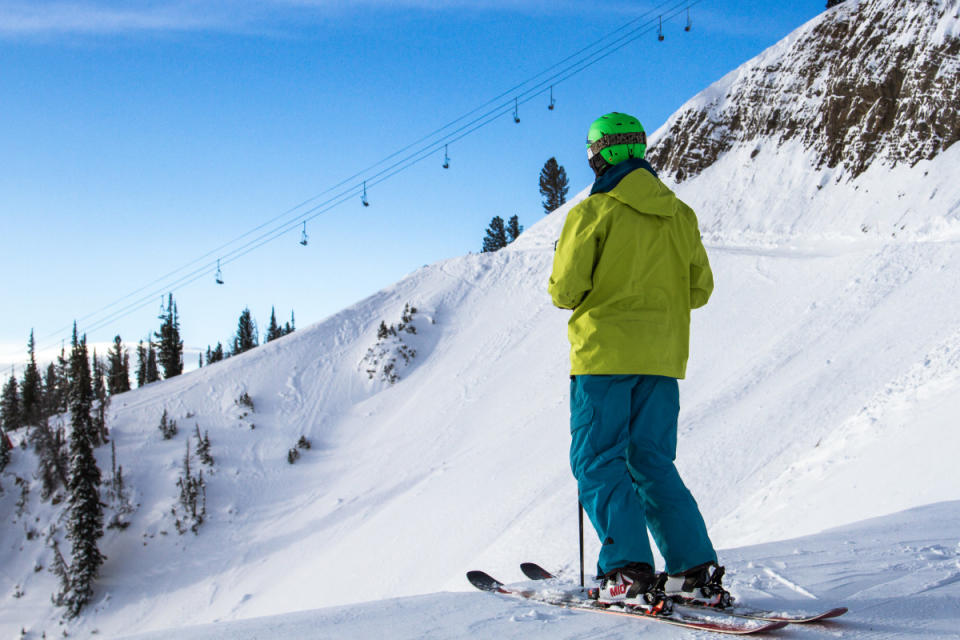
[586,112,647,176]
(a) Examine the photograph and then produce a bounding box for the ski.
[467,570,788,635]
[520,562,848,624]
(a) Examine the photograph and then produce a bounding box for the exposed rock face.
[649,0,960,182]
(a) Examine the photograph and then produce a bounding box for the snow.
[5,138,958,636]
[118,501,960,639]
[4,3,960,638]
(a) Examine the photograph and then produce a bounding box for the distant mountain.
[649,0,960,182]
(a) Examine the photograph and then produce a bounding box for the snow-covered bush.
[361,304,422,385]
[158,409,177,440]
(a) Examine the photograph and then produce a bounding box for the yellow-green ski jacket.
[548,158,713,378]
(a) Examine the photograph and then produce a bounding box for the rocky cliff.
[649,0,960,182]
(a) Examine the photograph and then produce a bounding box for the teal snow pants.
[569,374,717,576]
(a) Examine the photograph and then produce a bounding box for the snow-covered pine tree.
[194,423,213,466]
[30,418,69,500]
[105,440,134,529]
[49,536,72,608]
[21,329,43,428]
[158,409,177,440]
[0,426,10,472]
[42,362,59,421]
[55,345,69,414]
[175,439,206,534]
[64,325,104,618]
[92,350,109,444]
[145,341,160,384]
[154,294,184,379]
[283,310,295,336]
[482,216,508,253]
[266,306,283,342]
[135,341,147,388]
[539,157,569,214]
[506,215,523,243]
[1,369,21,433]
[106,335,131,395]
[233,308,259,355]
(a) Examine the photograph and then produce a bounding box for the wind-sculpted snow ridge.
[649,0,960,183]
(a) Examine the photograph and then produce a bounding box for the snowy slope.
[4,1,960,637]
[118,500,960,640]
[4,138,958,637]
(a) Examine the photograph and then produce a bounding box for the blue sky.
[0,1,825,370]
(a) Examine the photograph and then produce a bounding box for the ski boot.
[661,562,734,608]
[592,563,673,615]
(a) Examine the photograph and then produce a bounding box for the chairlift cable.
[36,0,705,352]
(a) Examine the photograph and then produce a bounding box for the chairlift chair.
[300,221,308,246]
[215,259,224,285]
[685,8,692,32]
[513,97,520,123]
[361,181,370,207]
[548,86,556,111]
[443,144,450,169]
[658,16,665,41]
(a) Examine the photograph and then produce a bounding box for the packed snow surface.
[118,501,960,639]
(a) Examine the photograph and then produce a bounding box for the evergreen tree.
[506,215,524,243]
[283,311,296,336]
[92,351,109,445]
[266,307,283,342]
[0,426,10,472]
[42,363,59,421]
[64,324,104,617]
[106,335,131,395]
[154,294,184,379]
[50,538,72,608]
[21,329,43,427]
[539,157,570,214]
[30,418,68,500]
[1,370,21,433]
[482,216,508,253]
[55,345,70,414]
[205,342,225,364]
[174,440,206,534]
[145,341,160,384]
[68,326,98,448]
[826,0,846,7]
[194,423,213,466]
[233,308,258,355]
[135,341,147,388]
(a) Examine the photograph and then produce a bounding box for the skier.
[548,112,730,610]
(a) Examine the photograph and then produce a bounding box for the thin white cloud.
[0,1,241,36]
[0,0,647,37]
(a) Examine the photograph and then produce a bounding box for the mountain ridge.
[649,0,960,182]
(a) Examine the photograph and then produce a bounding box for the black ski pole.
[578,500,585,588]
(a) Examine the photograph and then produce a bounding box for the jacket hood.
[591,158,676,219]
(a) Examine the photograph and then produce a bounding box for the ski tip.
[820,606,849,620]
[466,570,504,592]
[520,562,554,580]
